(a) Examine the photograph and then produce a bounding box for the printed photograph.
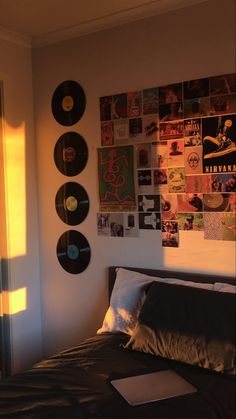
[97,213,110,236]
[211,173,236,192]
[184,97,210,119]
[209,73,236,96]
[136,143,152,168]
[159,82,183,105]
[210,94,236,115]
[123,213,139,237]
[184,77,209,100]
[143,87,159,115]
[153,169,168,192]
[112,93,128,119]
[202,114,236,174]
[184,146,203,175]
[100,95,112,121]
[168,167,185,193]
[139,212,161,230]
[109,213,124,237]
[129,117,143,139]
[162,221,179,247]
[113,119,129,144]
[137,169,153,194]
[178,213,204,231]
[167,139,184,168]
[184,118,202,146]
[138,194,160,212]
[185,174,212,193]
[151,142,168,168]
[177,193,203,212]
[101,121,114,146]
[159,102,183,121]
[161,194,178,220]
[203,193,235,212]
[204,212,236,241]
[159,120,184,141]
[127,91,142,117]
[142,115,159,141]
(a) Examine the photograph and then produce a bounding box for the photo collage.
[97,73,236,246]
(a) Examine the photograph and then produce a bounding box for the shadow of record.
[57,230,91,274]
[51,80,86,126]
[54,131,88,176]
[55,182,89,225]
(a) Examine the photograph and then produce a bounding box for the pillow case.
[124,281,236,373]
[213,282,236,293]
[97,268,214,335]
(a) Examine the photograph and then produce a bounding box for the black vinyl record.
[54,131,88,176]
[55,182,89,225]
[51,80,86,126]
[57,230,91,274]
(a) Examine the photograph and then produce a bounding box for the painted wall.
[0,37,42,373]
[32,0,235,357]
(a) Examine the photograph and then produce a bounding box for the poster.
[98,145,136,211]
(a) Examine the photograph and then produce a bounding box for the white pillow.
[213,282,236,293]
[97,268,214,336]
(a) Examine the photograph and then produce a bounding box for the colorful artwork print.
[98,146,136,211]
[161,194,178,220]
[127,91,142,117]
[109,213,124,237]
[100,96,112,121]
[184,146,203,175]
[203,193,235,212]
[177,193,203,212]
[113,119,129,144]
[142,115,159,140]
[151,142,168,168]
[139,212,161,230]
[97,213,110,236]
[178,213,204,231]
[202,114,236,174]
[162,221,179,247]
[123,213,139,237]
[168,167,185,192]
[209,73,236,96]
[159,83,182,105]
[136,143,152,168]
[183,97,210,119]
[184,118,202,146]
[143,87,159,115]
[168,139,184,167]
[153,169,168,192]
[159,102,183,121]
[101,121,114,146]
[210,94,236,116]
[211,173,236,192]
[112,93,127,119]
[184,78,209,100]
[185,175,212,193]
[204,212,236,241]
[160,120,183,141]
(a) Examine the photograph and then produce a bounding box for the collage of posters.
[97,73,236,245]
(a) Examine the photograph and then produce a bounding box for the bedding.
[0,266,235,419]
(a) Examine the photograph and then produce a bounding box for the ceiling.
[0,0,208,47]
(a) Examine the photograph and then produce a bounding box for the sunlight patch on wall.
[2,121,26,258]
[0,287,27,316]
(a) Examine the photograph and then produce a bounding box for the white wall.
[0,36,42,373]
[32,0,235,357]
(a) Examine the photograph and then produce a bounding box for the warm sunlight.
[1,121,26,258]
[0,287,27,316]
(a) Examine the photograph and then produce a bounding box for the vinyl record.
[57,230,91,274]
[55,182,89,225]
[54,131,88,176]
[51,80,86,126]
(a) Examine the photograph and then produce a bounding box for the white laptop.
[110,369,197,406]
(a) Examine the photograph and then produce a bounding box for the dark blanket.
[0,333,235,418]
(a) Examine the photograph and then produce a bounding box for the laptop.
[110,369,197,406]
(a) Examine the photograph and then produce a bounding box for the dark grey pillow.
[124,281,236,373]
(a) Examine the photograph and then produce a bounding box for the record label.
[51,80,86,126]
[54,131,88,176]
[55,182,89,225]
[57,230,91,274]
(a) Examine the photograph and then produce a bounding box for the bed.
[0,266,235,419]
